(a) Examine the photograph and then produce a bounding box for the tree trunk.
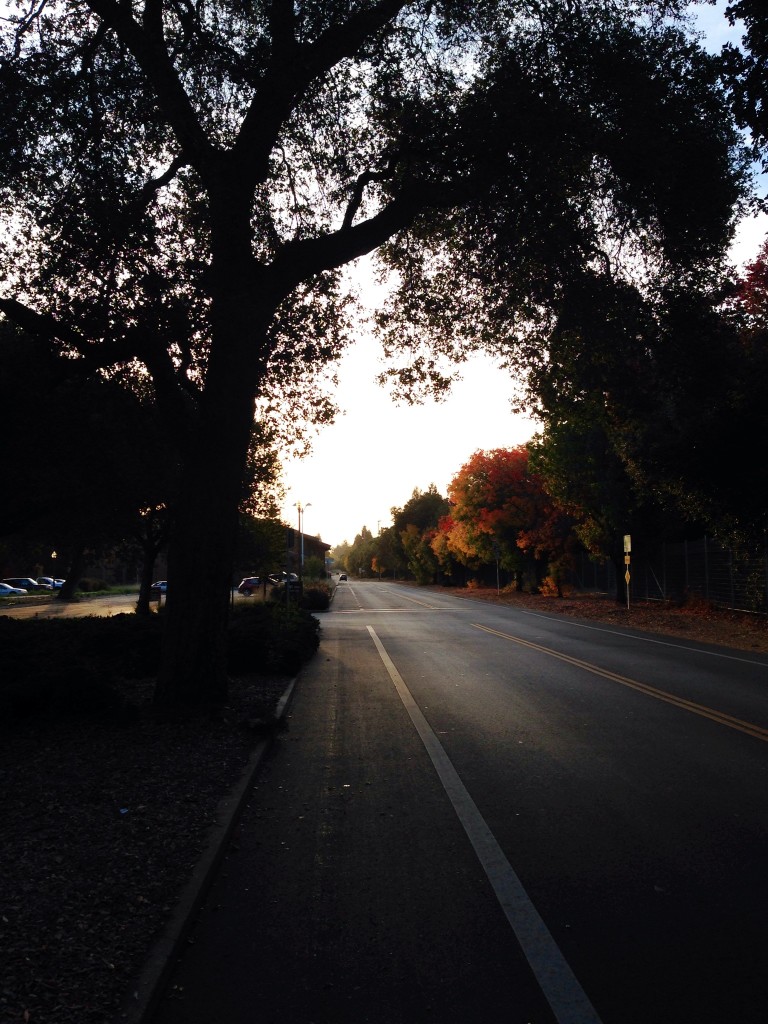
[58,545,85,601]
[154,278,269,710]
[135,537,162,616]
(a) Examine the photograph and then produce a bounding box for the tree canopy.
[0,0,753,704]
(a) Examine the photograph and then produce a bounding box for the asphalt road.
[150,579,768,1024]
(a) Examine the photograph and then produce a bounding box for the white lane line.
[367,626,603,1024]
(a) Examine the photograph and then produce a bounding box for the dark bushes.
[0,604,319,720]
[226,602,320,675]
[300,584,331,611]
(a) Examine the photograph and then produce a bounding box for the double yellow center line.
[473,623,768,744]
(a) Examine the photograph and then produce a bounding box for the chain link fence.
[568,536,768,615]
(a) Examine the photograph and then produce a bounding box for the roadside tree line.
[334,234,768,602]
[1,0,766,705]
[332,454,591,596]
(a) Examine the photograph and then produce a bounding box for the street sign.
[625,569,631,584]
[623,534,631,553]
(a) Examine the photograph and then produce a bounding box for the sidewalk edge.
[114,675,298,1024]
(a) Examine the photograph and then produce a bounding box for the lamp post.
[294,501,312,573]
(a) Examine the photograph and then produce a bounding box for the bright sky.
[281,2,768,549]
[281,325,537,548]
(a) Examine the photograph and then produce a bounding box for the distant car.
[37,577,65,589]
[238,576,261,595]
[0,582,28,596]
[150,580,168,593]
[338,573,348,581]
[3,577,52,591]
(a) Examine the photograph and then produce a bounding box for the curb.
[115,676,298,1024]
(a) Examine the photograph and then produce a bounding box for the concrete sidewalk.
[136,623,555,1024]
[116,679,298,1024]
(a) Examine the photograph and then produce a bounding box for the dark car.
[237,576,261,595]
[267,572,300,588]
[267,572,301,596]
[338,573,348,581]
[3,577,52,591]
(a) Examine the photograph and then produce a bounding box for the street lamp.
[294,501,312,573]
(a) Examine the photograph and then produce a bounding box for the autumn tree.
[392,486,449,537]
[370,525,405,579]
[390,485,448,583]
[0,0,748,706]
[441,448,548,589]
[329,540,352,573]
[344,526,376,578]
[429,515,462,584]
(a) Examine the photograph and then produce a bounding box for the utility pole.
[294,501,312,575]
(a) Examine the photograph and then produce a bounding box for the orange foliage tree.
[439,447,556,590]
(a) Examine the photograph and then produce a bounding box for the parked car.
[150,580,168,593]
[0,582,28,596]
[267,572,301,596]
[3,577,52,591]
[267,572,300,588]
[237,576,261,595]
[37,576,65,589]
[338,573,348,581]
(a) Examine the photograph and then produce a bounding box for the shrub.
[227,603,320,675]
[538,576,573,598]
[0,605,319,721]
[77,577,110,592]
[300,584,331,611]
[0,615,162,721]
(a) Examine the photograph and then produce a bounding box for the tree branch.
[342,166,396,231]
[235,0,410,180]
[268,0,297,60]
[86,0,212,166]
[0,299,87,351]
[268,181,445,298]
[135,154,189,211]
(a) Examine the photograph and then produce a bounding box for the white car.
[37,577,65,589]
[0,582,28,596]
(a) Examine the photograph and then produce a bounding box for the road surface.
[148,580,767,1022]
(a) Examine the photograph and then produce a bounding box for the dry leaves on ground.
[0,675,289,1024]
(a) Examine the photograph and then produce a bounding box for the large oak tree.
[0,0,749,706]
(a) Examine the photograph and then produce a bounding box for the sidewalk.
[116,680,297,1024]
[139,623,556,1024]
